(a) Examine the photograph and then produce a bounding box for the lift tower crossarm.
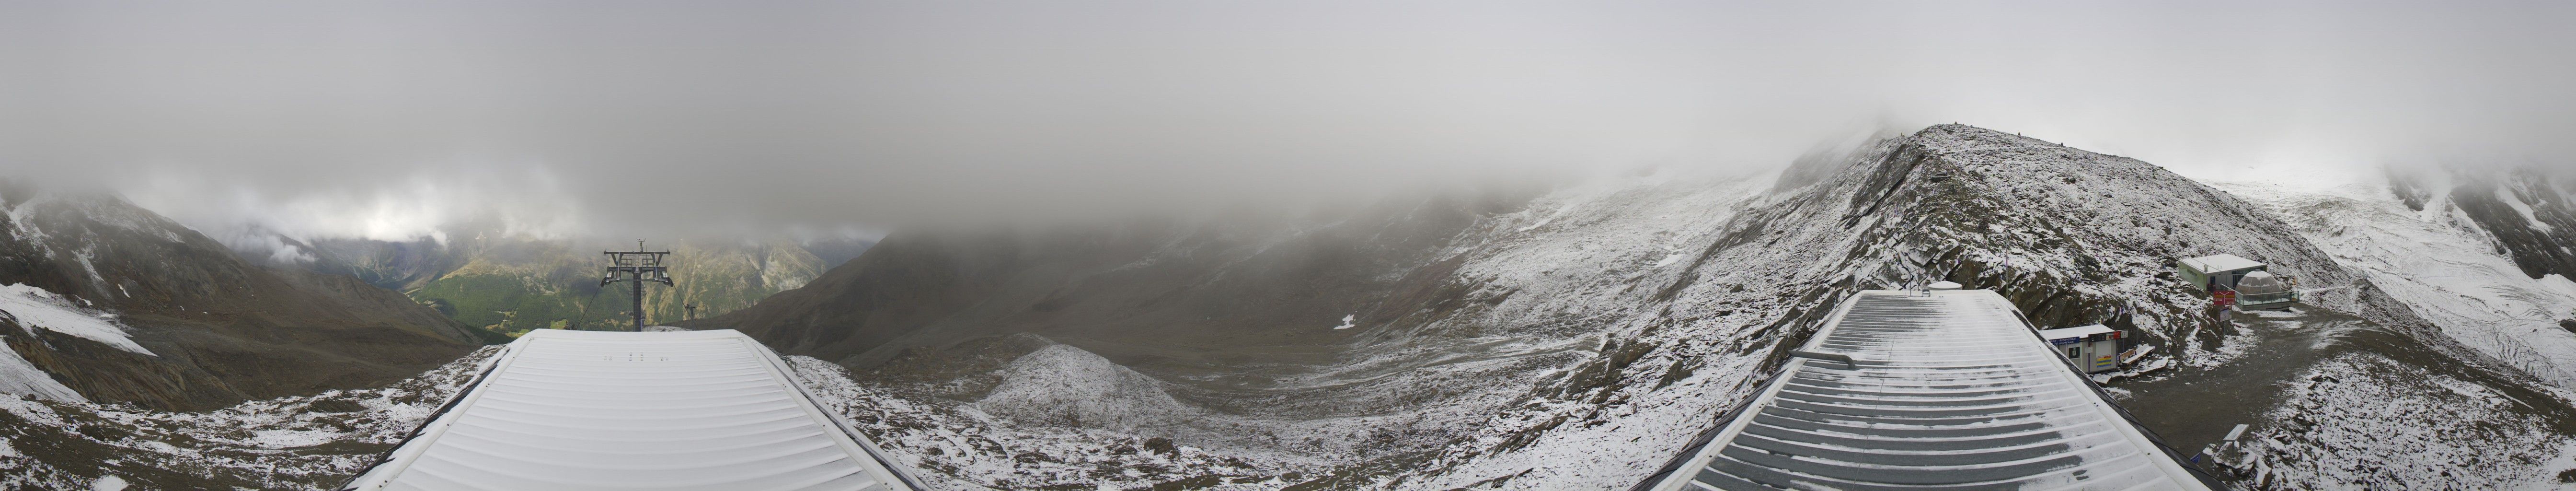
[601,239,673,331]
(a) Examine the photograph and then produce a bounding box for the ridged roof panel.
[343,329,920,491]
[1649,290,2210,491]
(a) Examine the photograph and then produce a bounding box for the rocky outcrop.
[1805,125,2430,345]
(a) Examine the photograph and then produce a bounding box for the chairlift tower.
[602,239,674,331]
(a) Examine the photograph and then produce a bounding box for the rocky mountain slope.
[0,347,499,490]
[689,124,2576,490]
[0,182,487,411]
[2230,167,2576,388]
[1387,125,2570,491]
[2197,169,2576,488]
[242,229,870,333]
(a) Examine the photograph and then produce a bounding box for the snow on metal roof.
[2179,254,2265,274]
[1643,290,2213,491]
[340,329,925,491]
[2037,324,2117,341]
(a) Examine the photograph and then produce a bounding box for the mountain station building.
[2176,254,2266,292]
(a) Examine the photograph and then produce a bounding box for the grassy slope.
[409,241,832,333]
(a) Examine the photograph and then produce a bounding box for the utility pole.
[601,239,673,331]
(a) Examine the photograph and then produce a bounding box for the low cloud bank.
[1,1,2567,240]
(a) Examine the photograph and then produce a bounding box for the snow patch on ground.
[2191,316,2269,369]
[0,283,151,356]
[2499,186,2555,233]
[0,339,82,402]
[788,355,1308,491]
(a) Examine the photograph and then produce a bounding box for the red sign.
[2213,290,2237,306]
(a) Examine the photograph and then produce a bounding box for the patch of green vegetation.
[402,241,845,332]
[412,272,626,333]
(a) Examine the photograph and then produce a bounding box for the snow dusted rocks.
[2240,350,2576,490]
[789,352,1312,491]
[0,346,499,490]
[977,344,1207,433]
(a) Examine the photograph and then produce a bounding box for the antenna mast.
[601,239,674,331]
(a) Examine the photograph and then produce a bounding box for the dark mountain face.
[0,183,486,410]
[2411,167,2576,280]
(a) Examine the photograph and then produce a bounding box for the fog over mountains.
[5,1,2572,240]
[4,125,2573,490]
[1,2,2574,491]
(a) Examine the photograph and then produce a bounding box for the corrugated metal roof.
[1644,290,2212,491]
[341,329,923,491]
[2179,254,2265,274]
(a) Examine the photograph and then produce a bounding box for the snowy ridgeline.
[773,126,2576,490]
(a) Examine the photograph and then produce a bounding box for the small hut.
[2036,324,2124,374]
[2177,254,2265,292]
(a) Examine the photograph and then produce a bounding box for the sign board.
[2050,338,2080,345]
[2212,290,2237,306]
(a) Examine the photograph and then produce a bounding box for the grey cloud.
[1,1,2569,240]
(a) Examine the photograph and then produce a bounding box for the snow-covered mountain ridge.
[679,124,2576,490]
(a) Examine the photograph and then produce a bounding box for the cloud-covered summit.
[2,1,2568,240]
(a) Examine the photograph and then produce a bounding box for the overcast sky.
[2,1,2570,242]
